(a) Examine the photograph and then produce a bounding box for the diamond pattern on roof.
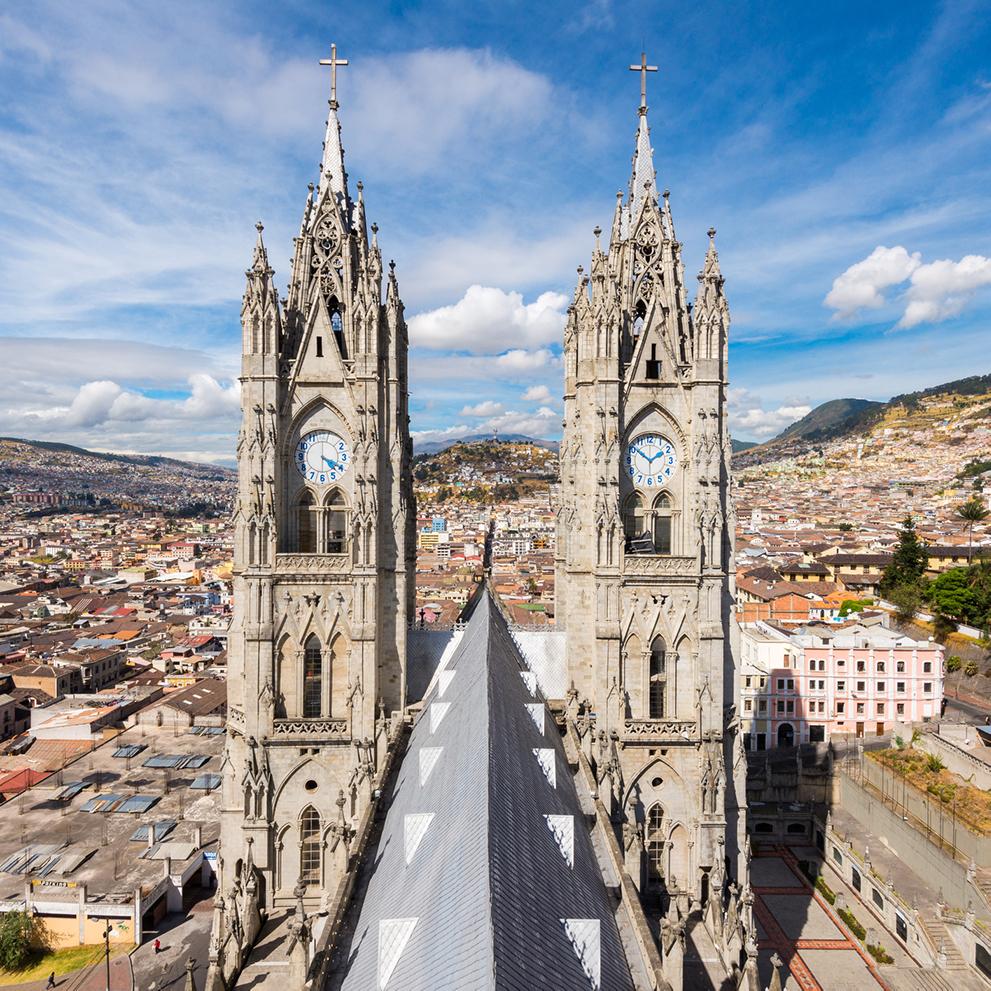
[533,747,556,788]
[429,701,451,733]
[404,813,434,866]
[520,670,537,696]
[544,814,574,869]
[419,747,442,786]
[561,918,601,990]
[438,669,456,698]
[525,703,544,735]
[378,917,418,989]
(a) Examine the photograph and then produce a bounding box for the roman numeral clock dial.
[626,433,677,488]
[295,430,351,484]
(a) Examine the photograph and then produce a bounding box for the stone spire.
[628,112,658,227]
[317,43,351,211]
[241,222,281,356]
[318,99,349,207]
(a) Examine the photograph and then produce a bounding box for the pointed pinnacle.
[708,227,717,240]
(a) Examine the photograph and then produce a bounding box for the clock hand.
[321,456,340,470]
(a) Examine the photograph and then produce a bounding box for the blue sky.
[1,0,990,462]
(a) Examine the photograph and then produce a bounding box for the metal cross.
[319,43,349,105]
[629,52,658,110]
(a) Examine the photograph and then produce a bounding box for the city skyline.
[2,0,991,463]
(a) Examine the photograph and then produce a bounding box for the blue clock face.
[295,430,351,484]
[626,433,677,488]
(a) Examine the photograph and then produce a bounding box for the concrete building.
[740,621,944,748]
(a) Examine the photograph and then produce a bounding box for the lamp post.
[102,922,113,991]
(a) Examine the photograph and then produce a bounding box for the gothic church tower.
[556,58,747,937]
[210,46,414,982]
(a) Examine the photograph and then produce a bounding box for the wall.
[917,732,991,791]
[837,770,973,906]
[853,757,991,867]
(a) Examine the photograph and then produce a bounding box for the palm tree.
[956,497,990,563]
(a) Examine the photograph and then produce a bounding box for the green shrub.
[965,660,979,676]
[0,910,50,971]
[946,655,963,672]
[838,907,867,940]
[925,754,945,773]
[815,876,836,904]
[867,943,894,964]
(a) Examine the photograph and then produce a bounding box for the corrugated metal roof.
[330,591,635,991]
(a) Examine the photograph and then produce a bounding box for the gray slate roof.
[331,591,635,991]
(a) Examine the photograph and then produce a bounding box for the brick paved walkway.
[753,846,890,991]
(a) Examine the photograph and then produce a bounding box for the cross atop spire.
[629,52,658,114]
[319,42,349,108]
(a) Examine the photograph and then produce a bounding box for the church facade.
[209,47,754,991]
[208,46,415,988]
[554,57,748,914]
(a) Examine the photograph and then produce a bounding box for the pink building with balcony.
[740,620,944,749]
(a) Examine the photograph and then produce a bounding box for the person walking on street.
[154,937,161,954]
[46,973,56,990]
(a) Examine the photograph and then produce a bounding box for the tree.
[888,583,922,624]
[928,567,980,625]
[965,660,979,677]
[881,516,927,595]
[956,497,989,563]
[0,910,48,971]
[946,655,963,672]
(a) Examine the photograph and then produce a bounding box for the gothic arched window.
[303,636,322,718]
[324,489,348,554]
[653,492,673,555]
[328,295,346,358]
[297,491,317,554]
[649,638,666,718]
[622,494,645,548]
[299,806,322,884]
[646,803,665,885]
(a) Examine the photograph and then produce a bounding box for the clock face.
[295,430,351,485]
[625,433,677,488]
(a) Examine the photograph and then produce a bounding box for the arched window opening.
[303,636,322,718]
[325,489,348,554]
[297,491,317,554]
[623,494,646,549]
[316,335,323,358]
[330,635,349,720]
[329,295,346,359]
[653,492,672,555]
[646,803,665,886]
[299,806,322,884]
[649,638,666,718]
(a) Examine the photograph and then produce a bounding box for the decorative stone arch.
[666,823,690,892]
[624,401,687,460]
[328,632,350,720]
[275,634,297,719]
[621,632,643,718]
[623,754,692,827]
[280,395,351,462]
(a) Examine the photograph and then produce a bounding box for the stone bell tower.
[208,43,414,986]
[556,54,747,939]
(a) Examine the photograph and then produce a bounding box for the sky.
[1,0,990,463]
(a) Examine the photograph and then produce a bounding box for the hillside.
[737,373,991,469]
[773,398,884,445]
[414,440,558,503]
[0,437,235,513]
[413,433,559,456]
[734,374,991,500]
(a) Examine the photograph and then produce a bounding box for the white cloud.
[825,246,991,329]
[496,348,559,371]
[898,254,991,327]
[346,49,554,176]
[824,246,921,318]
[522,384,553,402]
[459,400,505,417]
[412,405,560,446]
[408,286,568,353]
[729,388,811,440]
